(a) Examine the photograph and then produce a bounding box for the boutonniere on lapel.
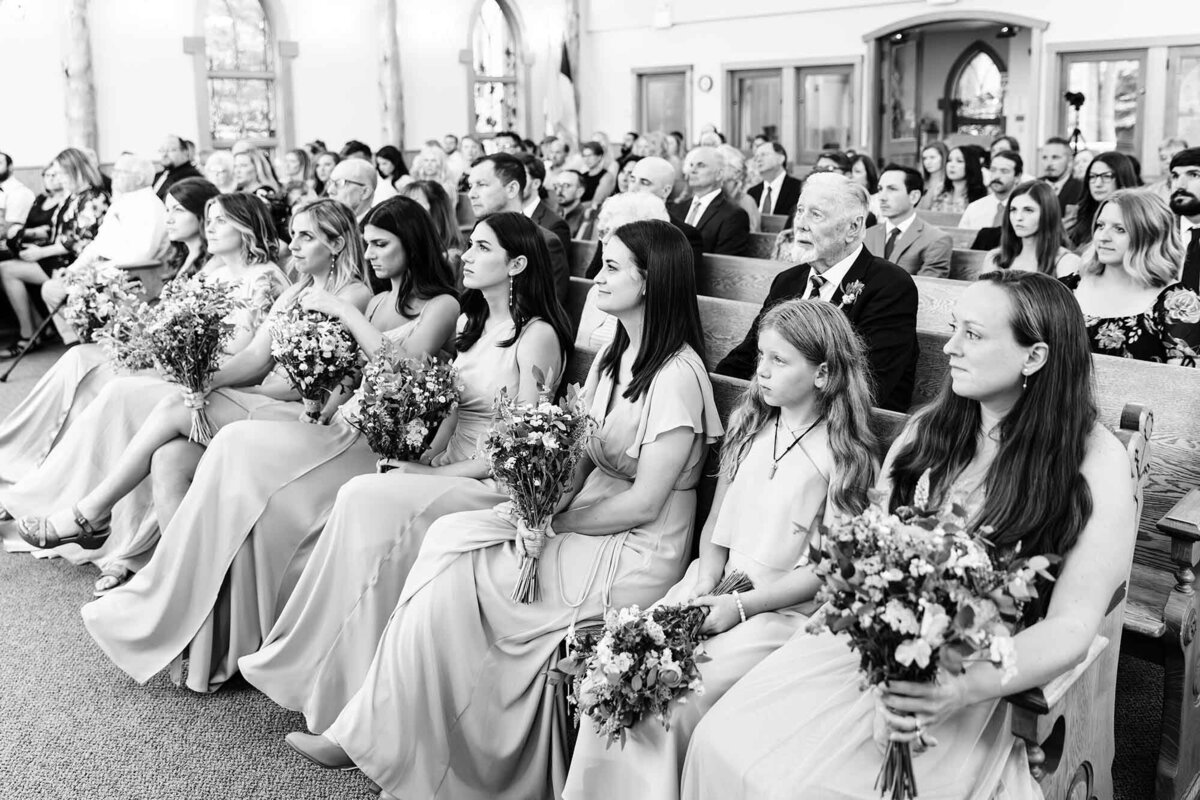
[839,280,865,309]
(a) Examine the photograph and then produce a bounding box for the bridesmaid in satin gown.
[564,299,879,800]
[81,197,465,692]
[239,211,573,719]
[284,219,722,800]
[683,272,1137,799]
[0,178,220,489]
[14,198,371,559]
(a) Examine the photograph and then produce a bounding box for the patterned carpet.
[0,346,1163,799]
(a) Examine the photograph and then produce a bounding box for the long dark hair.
[401,180,466,253]
[994,181,1066,274]
[598,219,706,401]
[456,212,573,357]
[888,271,1095,563]
[851,153,880,194]
[361,196,457,318]
[949,146,988,203]
[166,177,220,279]
[1069,151,1140,247]
[376,145,410,180]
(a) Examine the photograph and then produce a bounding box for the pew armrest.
[1158,489,1200,544]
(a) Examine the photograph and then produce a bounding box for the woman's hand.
[299,286,347,318]
[876,673,971,748]
[514,518,555,560]
[430,449,454,468]
[686,573,720,603]
[18,246,43,262]
[179,387,211,410]
[689,594,742,635]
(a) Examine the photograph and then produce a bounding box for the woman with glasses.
[1068,151,1140,250]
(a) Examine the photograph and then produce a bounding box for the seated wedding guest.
[234,148,280,195]
[239,212,570,719]
[14,199,368,559]
[327,158,377,224]
[616,155,642,195]
[339,140,372,162]
[281,148,313,187]
[0,151,36,245]
[716,173,917,412]
[579,140,617,207]
[2,148,109,356]
[304,140,327,158]
[1068,151,1140,250]
[443,132,467,179]
[1152,138,1189,202]
[456,136,483,192]
[83,197,462,686]
[0,178,219,494]
[282,219,722,800]
[718,144,761,233]
[1168,147,1200,290]
[983,180,1081,277]
[41,153,170,347]
[576,192,673,349]
[203,150,237,194]
[684,269,1136,800]
[959,150,1023,230]
[543,136,570,185]
[409,143,459,199]
[990,134,1020,160]
[1062,189,1200,364]
[153,135,202,200]
[916,141,950,210]
[1073,148,1096,181]
[466,152,569,302]
[1040,137,1084,223]
[516,152,570,251]
[565,298,878,800]
[850,153,882,217]
[555,169,590,237]
[312,151,339,197]
[373,145,411,205]
[674,146,750,256]
[813,150,852,176]
[749,142,801,220]
[863,164,951,277]
[14,164,65,248]
[0,193,288,564]
[927,145,986,215]
[399,179,466,269]
[490,131,524,155]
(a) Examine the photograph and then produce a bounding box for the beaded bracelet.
[732,590,747,624]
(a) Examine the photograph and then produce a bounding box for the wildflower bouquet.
[562,570,754,747]
[482,370,593,603]
[343,350,461,461]
[268,306,360,421]
[145,275,244,443]
[62,261,138,343]
[805,489,1057,800]
[95,298,157,372]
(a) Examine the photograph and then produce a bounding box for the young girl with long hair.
[985,180,1081,276]
[684,271,1136,799]
[565,298,878,800]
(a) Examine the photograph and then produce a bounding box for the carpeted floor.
[0,346,1165,799]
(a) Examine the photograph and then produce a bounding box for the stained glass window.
[205,0,277,145]
[950,46,1006,138]
[471,0,520,135]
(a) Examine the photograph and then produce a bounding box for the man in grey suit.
[863,164,952,278]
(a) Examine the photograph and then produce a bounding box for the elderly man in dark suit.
[152,135,203,200]
[748,141,802,219]
[672,146,750,256]
[716,173,918,412]
[864,164,952,277]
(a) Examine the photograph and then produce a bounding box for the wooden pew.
[916,209,963,228]
[950,248,987,281]
[748,231,778,260]
[940,226,981,248]
[760,213,789,233]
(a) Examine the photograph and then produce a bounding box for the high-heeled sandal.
[17,505,111,550]
[93,566,131,597]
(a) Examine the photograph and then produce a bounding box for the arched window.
[946,43,1007,137]
[470,0,521,135]
[204,0,278,148]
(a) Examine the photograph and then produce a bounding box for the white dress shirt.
[958,194,1003,230]
[807,244,863,302]
[85,186,169,263]
[758,173,786,214]
[1,176,36,229]
[522,196,540,218]
[885,212,917,241]
[685,188,722,226]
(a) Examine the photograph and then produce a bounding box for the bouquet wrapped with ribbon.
[482,371,593,603]
[145,275,244,443]
[561,570,753,747]
[804,487,1056,800]
[344,350,461,462]
[62,261,138,343]
[268,306,360,421]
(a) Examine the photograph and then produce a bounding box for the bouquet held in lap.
[269,306,359,421]
[62,261,138,344]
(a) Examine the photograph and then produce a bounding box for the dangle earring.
[508,275,514,312]
[1022,372,1028,391]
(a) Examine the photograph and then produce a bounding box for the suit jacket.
[863,218,952,278]
[672,192,750,257]
[584,213,704,280]
[153,163,203,200]
[1183,226,1200,293]
[970,227,1001,252]
[715,247,919,411]
[539,226,570,304]
[530,201,572,258]
[560,202,588,238]
[747,175,803,218]
[1055,176,1085,208]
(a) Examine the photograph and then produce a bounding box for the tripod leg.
[0,299,68,382]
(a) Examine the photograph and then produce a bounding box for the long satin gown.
[680,472,1042,800]
[0,262,288,570]
[239,318,556,725]
[564,422,835,800]
[80,304,423,692]
[323,346,722,800]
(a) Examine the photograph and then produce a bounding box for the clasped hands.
[684,574,742,636]
[492,501,557,559]
[179,387,210,411]
[872,674,971,753]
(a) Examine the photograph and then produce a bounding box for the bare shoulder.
[339,281,374,310]
[1080,422,1131,493]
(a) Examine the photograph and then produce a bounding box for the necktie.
[884,227,902,261]
[686,198,703,226]
[808,273,828,300]
[761,184,773,215]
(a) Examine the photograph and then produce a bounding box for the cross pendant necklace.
[769,414,822,479]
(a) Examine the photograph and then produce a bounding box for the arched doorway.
[945,42,1007,138]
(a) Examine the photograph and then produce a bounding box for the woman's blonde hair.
[235,148,280,192]
[290,198,368,293]
[719,299,878,515]
[53,148,104,194]
[1080,189,1183,288]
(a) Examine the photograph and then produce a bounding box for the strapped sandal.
[0,338,36,360]
[16,505,111,551]
[93,566,132,597]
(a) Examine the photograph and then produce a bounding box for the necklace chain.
[769,415,822,479]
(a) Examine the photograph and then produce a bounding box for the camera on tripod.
[1064,91,1086,110]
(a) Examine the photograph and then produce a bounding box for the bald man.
[670,146,750,256]
[716,174,917,411]
[329,159,378,222]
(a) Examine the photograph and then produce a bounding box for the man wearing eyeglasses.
[328,159,378,223]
